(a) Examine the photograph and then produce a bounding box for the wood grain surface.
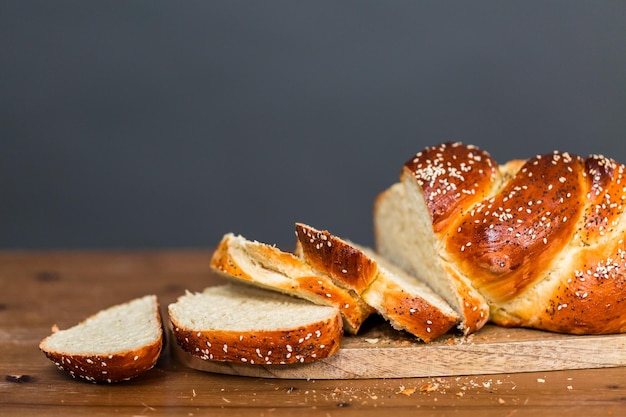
[2,250,626,416]
[175,321,626,379]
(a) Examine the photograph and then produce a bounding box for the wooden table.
[2,250,626,416]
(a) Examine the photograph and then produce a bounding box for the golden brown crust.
[404,142,498,234]
[578,155,625,245]
[403,142,626,335]
[210,234,373,334]
[493,233,626,334]
[365,277,458,342]
[294,223,378,293]
[40,340,163,383]
[447,152,585,303]
[170,313,342,365]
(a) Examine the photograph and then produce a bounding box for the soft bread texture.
[375,141,626,335]
[375,175,490,335]
[295,223,459,342]
[210,233,374,334]
[168,284,342,364]
[39,295,163,383]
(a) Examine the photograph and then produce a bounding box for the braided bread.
[375,141,626,335]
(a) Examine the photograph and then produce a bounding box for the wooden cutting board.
[172,319,626,379]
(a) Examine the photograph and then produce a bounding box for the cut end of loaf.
[39,295,163,383]
[168,284,343,365]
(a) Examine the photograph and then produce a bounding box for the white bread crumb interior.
[41,295,161,355]
[169,284,339,331]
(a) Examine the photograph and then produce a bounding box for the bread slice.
[294,223,459,342]
[168,284,342,364]
[39,295,163,383]
[210,233,374,334]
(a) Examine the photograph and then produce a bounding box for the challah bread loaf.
[168,284,342,364]
[210,233,374,334]
[39,295,163,383]
[294,223,459,342]
[375,141,626,335]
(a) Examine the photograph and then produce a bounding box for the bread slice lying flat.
[295,223,459,342]
[168,284,343,365]
[210,233,374,334]
[39,295,163,383]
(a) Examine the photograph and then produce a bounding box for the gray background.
[2,1,625,250]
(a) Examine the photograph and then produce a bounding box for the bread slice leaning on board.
[39,295,163,383]
[375,141,626,335]
[209,233,374,334]
[168,284,343,365]
[294,222,459,342]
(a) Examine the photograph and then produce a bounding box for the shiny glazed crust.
[170,314,342,365]
[294,222,378,293]
[389,141,626,335]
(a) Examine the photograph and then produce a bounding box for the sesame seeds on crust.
[447,151,585,302]
[170,318,342,365]
[404,142,498,233]
[407,142,626,334]
[294,223,378,294]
